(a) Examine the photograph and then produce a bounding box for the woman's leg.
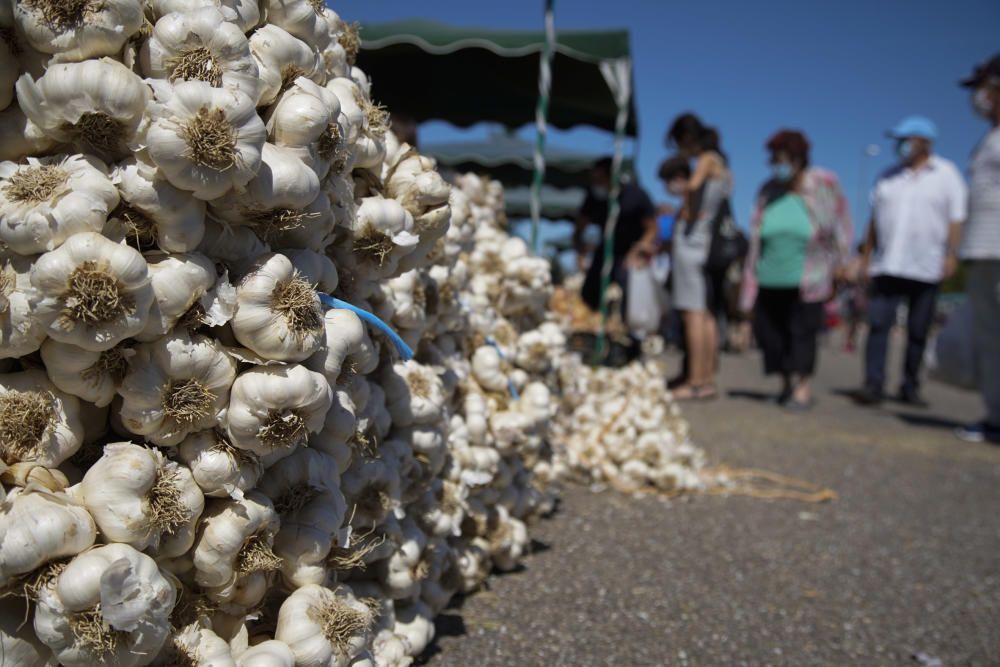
[674,311,707,397]
[703,312,719,384]
[789,300,824,404]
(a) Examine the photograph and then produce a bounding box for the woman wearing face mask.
[665,113,733,399]
[739,130,852,410]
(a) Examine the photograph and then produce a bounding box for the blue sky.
[345,0,999,235]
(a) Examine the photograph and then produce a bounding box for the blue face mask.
[897,139,914,160]
[771,163,794,182]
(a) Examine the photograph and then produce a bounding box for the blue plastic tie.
[318,293,414,361]
[484,336,520,400]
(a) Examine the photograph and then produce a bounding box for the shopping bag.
[626,264,666,336]
[926,300,977,390]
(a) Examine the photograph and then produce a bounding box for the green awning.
[503,185,586,221]
[358,20,638,136]
[424,133,634,189]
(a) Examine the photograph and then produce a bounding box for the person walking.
[856,116,967,406]
[956,55,1000,443]
[665,113,732,400]
[740,130,852,410]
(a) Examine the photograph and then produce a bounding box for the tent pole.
[595,58,632,363]
[529,0,555,252]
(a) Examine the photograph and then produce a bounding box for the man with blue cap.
[856,115,967,406]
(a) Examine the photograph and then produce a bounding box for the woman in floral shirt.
[739,130,852,409]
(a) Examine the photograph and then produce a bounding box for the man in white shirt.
[956,55,1000,443]
[857,116,968,406]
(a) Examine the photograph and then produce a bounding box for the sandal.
[672,384,718,401]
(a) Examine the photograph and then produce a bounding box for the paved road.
[422,335,1000,666]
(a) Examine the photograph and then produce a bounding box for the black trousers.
[753,287,824,376]
[864,275,938,393]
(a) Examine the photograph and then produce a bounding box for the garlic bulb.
[251,24,324,106]
[0,487,96,588]
[0,105,58,162]
[340,457,401,529]
[29,232,153,350]
[236,640,296,667]
[149,0,260,32]
[143,80,265,200]
[40,339,133,407]
[12,0,143,63]
[156,625,236,667]
[178,430,263,499]
[0,369,83,468]
[333,197,417,280]
[304,308,364,385]
[1,600,55,667]
[78,442,205,557]
[211,144,333,251]
[197,221,270,266]
[118,332,237,446]
[383,361,446,428]
[260,0,332,50]
[256,448,347,588]
[142,7,261,103]
[0,155,119,255]
[231,253,325,362]
[137,252,217,341]
[226,364,332,457]
[107,158,207,253]
[375,516,428,600]
[392,601,435,659]
[274,584,374,667]
[191,491,281,611]
[16,59,150,161]
[0,258,47,359]
[284,248,339,293]
[266,78,344,180]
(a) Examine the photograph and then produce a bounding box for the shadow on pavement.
[726,389,776,403]
[894,412,965,431]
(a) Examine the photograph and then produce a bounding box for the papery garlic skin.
[160,625,237,667]
[16,59,150,162]
[0,600,55,667]
[137,252,217,341]
[226,364,332,457]
[0,369,83,468]
[78,442,205,557]
[275,584,374,667]
[267,78,343,179]
[261,0,332,50]
[0,105,58,162]
[142,7,262,102]
[118,332,237,446]
[143,80,265,200]
[231,253,326,362]
[0,155,118,255]
[304,308,365,385]
[12,0,144,63]
[108,158,207,253]
[333,197,418,280]
[33,544,175,667]
[0,487,96,587]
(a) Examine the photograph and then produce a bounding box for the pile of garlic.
[0,3,564,665]
[554,355,707,494]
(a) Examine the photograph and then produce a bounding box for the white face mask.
[973,87,995,118]
[666,180,686,197]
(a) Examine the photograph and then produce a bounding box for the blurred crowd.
[573,52,1000,443]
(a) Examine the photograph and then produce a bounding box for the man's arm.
[943,221,962,279]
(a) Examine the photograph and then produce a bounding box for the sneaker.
[897,388,929,408]
[853,386,883,406]
[955,422,1000,444]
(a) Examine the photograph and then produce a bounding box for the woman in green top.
[740,130,852,410]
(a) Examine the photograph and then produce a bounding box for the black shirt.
[580,182,656,261]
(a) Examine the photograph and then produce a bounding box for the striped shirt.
[961,127,1000,260]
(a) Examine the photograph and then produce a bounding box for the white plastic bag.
[927,300,977,390]
[626,262,667,337]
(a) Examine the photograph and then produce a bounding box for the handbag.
[704,199,748,273]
